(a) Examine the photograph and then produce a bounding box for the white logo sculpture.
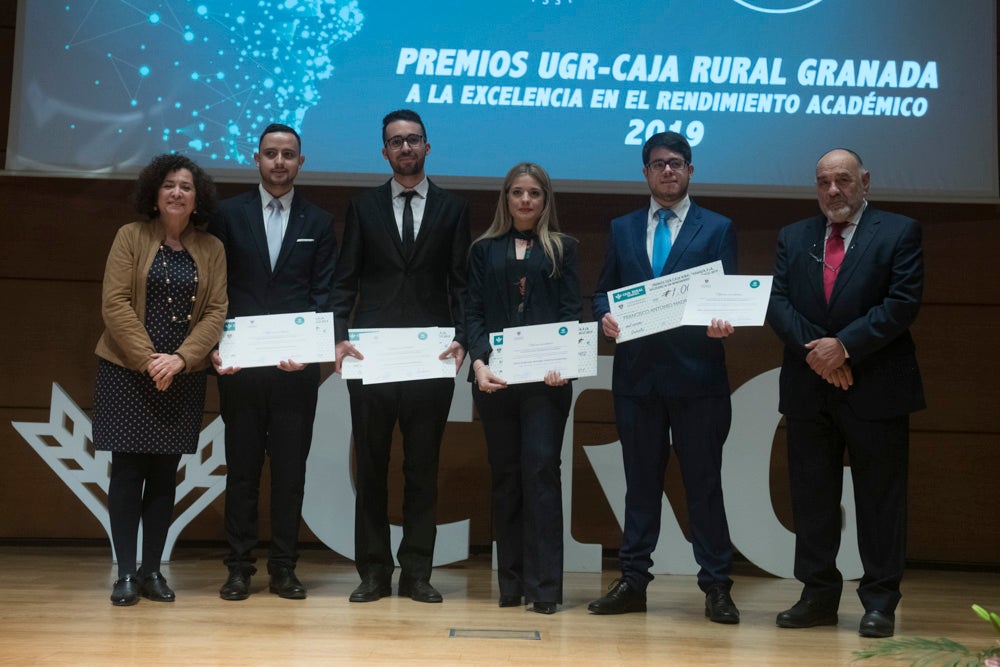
[13,364,863,580]
[12,383,228,563]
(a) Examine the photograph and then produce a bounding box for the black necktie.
[401,191,416,254]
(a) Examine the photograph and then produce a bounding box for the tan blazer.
[94,220,228,373]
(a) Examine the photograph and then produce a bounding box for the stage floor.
[0,546,997,666]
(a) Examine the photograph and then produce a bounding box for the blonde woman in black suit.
[465,163,581,614]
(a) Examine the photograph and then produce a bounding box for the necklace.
[157,244,198,324]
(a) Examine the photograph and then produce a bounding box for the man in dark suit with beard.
[768,148,924,639]
[332,109,470,604]
[209,123,337,601]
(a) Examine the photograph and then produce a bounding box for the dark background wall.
[1,1,998,568]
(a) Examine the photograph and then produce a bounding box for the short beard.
[822,202,855,222]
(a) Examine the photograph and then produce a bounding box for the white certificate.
[346,327,456,385]
[608,261,724,342]
[489,321,590,385]
[339,328,374,380]
[575,322,599,378]
[680,275,774,326]
[218,311,335,368]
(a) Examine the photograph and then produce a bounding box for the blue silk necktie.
[652,208,674,276]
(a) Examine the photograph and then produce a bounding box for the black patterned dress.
[93,246,206,455]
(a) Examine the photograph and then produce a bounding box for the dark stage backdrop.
[1,2,998,569]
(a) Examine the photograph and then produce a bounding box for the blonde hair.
[475,162,566,277]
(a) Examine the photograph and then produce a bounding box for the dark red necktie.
[823,222,847,302]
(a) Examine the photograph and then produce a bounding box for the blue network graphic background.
[10,0,997,199]
[25,0,364,168]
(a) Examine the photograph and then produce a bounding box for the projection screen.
[6,0,998,201]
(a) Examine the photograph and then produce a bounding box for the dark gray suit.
[768,205,924,613]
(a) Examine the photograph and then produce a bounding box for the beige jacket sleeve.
[100,224,156,371]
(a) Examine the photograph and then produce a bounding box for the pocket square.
[296,238,315,242]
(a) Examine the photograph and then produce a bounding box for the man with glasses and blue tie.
[209,123,337,602]
[589,132,741,625]
[332,109,470,605]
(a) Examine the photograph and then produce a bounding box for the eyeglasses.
[809,243,843,273]
[645,158,688,173]
[384,134,425,150]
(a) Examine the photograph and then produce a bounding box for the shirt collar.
[391,177,428,199]
[649,194,691,224]
[259,184,294,209]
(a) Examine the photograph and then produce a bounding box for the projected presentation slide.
[6,0,998,200]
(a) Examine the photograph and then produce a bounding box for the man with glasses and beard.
[332,109,470,604]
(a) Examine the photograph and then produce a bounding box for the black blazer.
[208,189,337,317]
[767,205,925,420]
[465,232,581,371]
[332,178,470,344]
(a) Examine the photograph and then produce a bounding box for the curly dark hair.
[131,153,218,226]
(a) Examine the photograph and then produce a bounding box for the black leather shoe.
[776,599,839,628]
[530,602,557,614]
[139,571,175,602]
[705,586,740,624]
[268,567,306,599]
[859,610,895,638]
[499,594,523,607]
[110,575,140,606]
[349,572,392,602]
[587,579,647,615]
[219,567,255,601]
[398,578,443,603]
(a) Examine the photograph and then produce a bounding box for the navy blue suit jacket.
[209,189,337,317]
[593,200,737,397]
[767,206,925,420]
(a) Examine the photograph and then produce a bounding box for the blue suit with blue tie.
[593,197,737,593]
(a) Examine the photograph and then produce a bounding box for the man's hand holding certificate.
[608,261,724,342]
[339,327,457,384]
[218,311,336,369]
[606,260,772,341]
[680,275,773,326]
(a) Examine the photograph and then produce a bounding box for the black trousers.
[614,392,734,593]
[108,452,181,578]
[218,365,319,572]
[473,381,571,605]
[786,404,910,614]
[348,377,454,583]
